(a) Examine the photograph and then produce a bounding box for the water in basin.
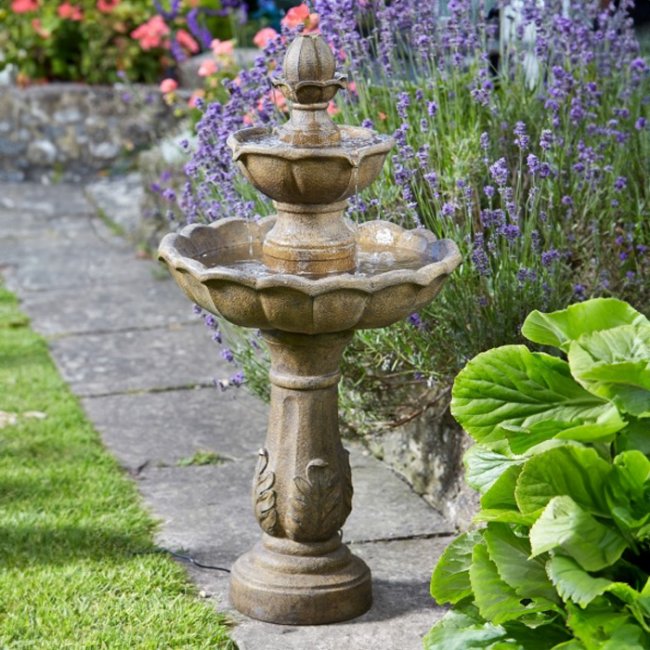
[196,249,429,278]
[237,129,390,152]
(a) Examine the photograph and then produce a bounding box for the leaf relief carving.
[254,448,278,535]
[288,458,348,541]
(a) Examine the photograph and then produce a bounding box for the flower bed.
[158,1,649,517]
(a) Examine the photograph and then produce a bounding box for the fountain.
[158,33,461,625]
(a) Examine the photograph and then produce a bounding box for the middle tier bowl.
[227,126,394,204]
[159,218,462,335]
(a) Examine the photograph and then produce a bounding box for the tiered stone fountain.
[158,33,461,625]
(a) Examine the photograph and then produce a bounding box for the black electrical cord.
[134,547,231,573]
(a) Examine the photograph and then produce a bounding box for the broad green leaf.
[424,608,569,650]
[568,325,650,417]
[605,451,650,537]
[423,608,508,650]
[550,642,585,650]
[464,445,526,494]
[547,555,615,607]
[451,346,613,446]
[616,418,650,455]
[469,542,553,625]
[431,531,482,605]
[548,558,648,629]
[521,299,649,352]
[566,599,649,649]
[484,523,558,602]
[474,509,538,526]
[505,405,624,454]
[529,496,627,571]
[481,465,521,510]
[515,446,611,515]
[600,624,650,650]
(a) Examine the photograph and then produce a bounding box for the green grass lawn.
[0,286,235,649]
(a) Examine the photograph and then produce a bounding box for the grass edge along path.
[0,285,235,649]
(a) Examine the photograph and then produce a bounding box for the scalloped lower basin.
[159,217,461,335]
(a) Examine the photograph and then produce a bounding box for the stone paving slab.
[18,278,193,336]
[0,181,93,216]
[185,536,450,650]
[50,323,230,397]
[82,387,268,470]
[0,208,95,241]
[3,243,159,292]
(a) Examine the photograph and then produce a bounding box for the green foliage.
[427,298,650,649]
[0,287,234,648]
[2,1,166,84]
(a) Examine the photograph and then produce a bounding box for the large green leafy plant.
[427,298,650,649]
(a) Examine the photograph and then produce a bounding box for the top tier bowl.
[227,125,393,205]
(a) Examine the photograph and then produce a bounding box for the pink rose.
[176,29,199,55]
[11,0,39,12]
[210,39,235,57]
[57,2,83,20]
[97,0,119,12]
[198,59,218,77]
[159,78,178,94]
[253,27,278,49]
[282,3,310,28]
[131,16,170,51]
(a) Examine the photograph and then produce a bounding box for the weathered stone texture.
[0,84,178,182]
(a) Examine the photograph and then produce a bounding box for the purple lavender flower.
[513,121,529,150]
[408,312,423,328]
[526,154,540,175]
[221,348,235,363]
[635,117,647,130]
[229,371,245,386]
[614,176,627,191]
[441,202,456,218]
[541,249,560,267]
[489,158,509,186]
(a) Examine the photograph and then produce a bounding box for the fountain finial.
[272,34,346,146]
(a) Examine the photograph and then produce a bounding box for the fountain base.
[230,534,372,625]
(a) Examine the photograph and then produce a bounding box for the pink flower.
[57,2,83,20]
[210,39,234,57]
[347,81,357,94]
[97,0,119,12]
[176,29,199,54]
[131,16,169,51]
[253,27,278,49]
[198,59,218,77]
[31,18,50,38]
[11,0,38,12]
[257,89,287,113]
[327,101,339,116]
[159,78,178,94]
[282,3,310,28]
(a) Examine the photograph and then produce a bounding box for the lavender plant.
[173,0,649,432]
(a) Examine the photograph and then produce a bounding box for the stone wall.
[363,391,479,530]
[0,83,178,183]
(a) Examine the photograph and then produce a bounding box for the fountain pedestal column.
[229,330,372,624]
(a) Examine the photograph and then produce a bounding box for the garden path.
[0,181,455,650]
